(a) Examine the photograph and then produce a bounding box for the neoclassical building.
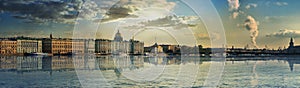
[95,30,144,55]
[42,34,85,55]
[0,39,17,54]
[111,30,130,54]
[95,39,112,54]
[17,39,42,54]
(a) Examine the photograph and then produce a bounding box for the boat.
[24,52,48,56]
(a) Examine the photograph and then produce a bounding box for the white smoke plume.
[244,16,259,48]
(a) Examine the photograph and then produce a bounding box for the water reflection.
[228,57,300,72]
[1,56,300,72]
[0,55,192,72]
[1,56,300,87]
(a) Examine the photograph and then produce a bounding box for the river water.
[0,55,299,87]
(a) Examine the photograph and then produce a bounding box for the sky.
[0,0,300,48]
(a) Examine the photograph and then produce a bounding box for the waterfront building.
[111,40,130,55]
[72,39,85,54]
[150,43,164,53]
[0,39,17,54]
[287,37,300,53]
[42,38,85,54]
[42,34,85,54]
[95,39,112,54]
[145,44,180,55]
[95,30,144,55]
[159,44,180,54]
[129,39,144,55]
[111,30,130,55]
[17,39,42,54]
[85,39,95,54]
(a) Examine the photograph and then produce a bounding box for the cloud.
[274,2,288,6]
[0,0,83,23]
[245,3,257,9]
[116,15,200,40]
[100,0,176,23]
[232,12,239,19]
[263,16,297,23]
[266,29,300,38]
[196,33,210,40]
[227,0,241,19]
[0,0,176,24]
[124,15,199,30]
[228,0,240,11]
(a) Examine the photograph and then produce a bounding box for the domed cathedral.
[287,37,300,54]
[95,30,144,55]
[110,30,144,55]
[114,30,123,42]
[111,30,128,55]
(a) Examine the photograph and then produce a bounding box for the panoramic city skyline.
[0,0,300,48]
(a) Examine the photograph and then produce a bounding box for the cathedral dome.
[114,30,123,41]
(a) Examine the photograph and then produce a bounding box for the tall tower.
[114,30,123,42]
[50,33,53,39]
[289,37,294,48]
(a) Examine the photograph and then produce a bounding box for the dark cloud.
[0,0,82,23]
[100,6,138,23]
[0,0,177,24]
[99,0,176,23]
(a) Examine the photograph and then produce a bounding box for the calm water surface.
[0,56,299,87]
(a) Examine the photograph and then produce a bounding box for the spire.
[50,33,53,39]
[154,33,158,47]
[289,37,294,48]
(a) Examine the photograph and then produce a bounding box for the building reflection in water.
[0,56,147,72]
[285,57,300,72]
[0,55,205,75]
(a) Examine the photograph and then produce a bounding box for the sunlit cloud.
[228,0,240,11]
[121,15,199,31]
[274,2,288,6]
[227,0,240,19]
[245,3,257,9]
[266,29,300,38]
[99,0,176,23]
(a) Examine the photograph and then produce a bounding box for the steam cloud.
[244,16,259,48]
[228,0,260,48]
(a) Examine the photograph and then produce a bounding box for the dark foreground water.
[0,55,299,87]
